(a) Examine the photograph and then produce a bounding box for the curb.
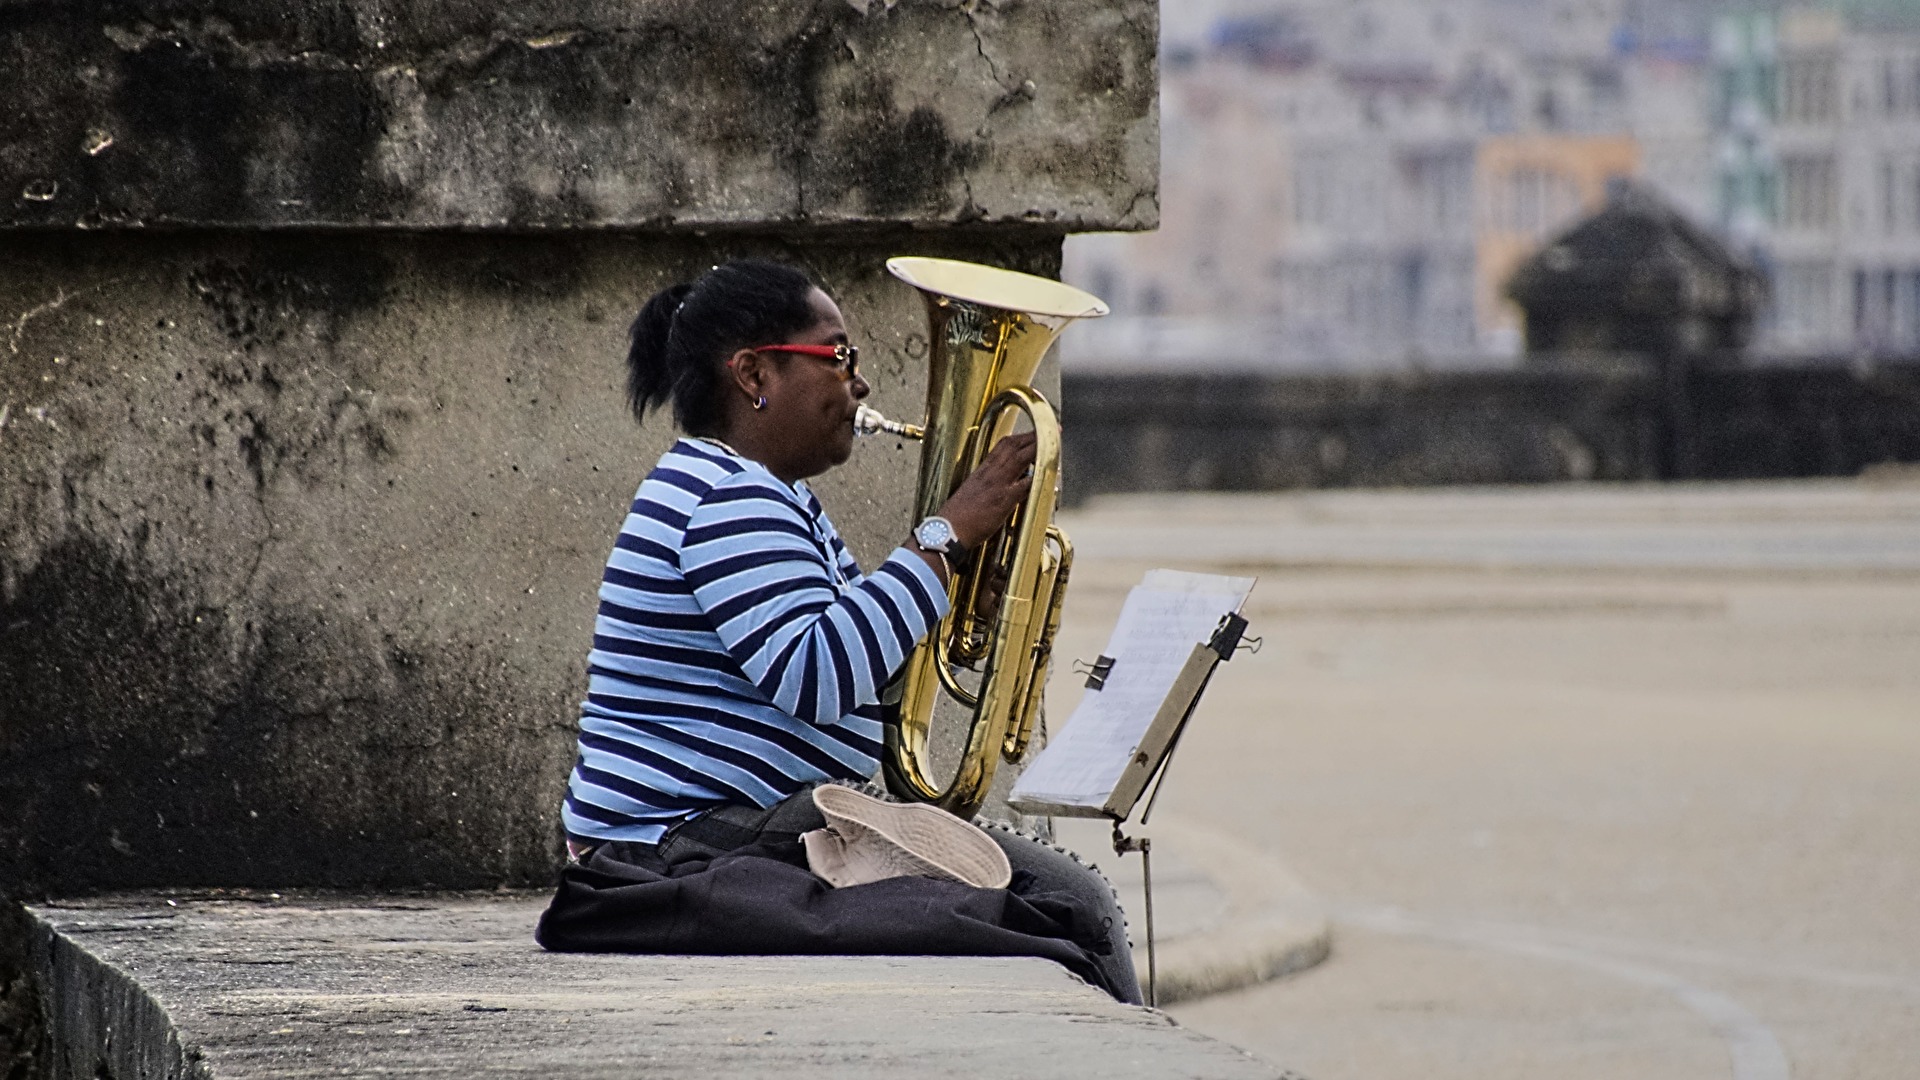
[1124,817,1333,1006]
[26,896,1290,1080]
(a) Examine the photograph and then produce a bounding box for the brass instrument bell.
[855,257,1107,819]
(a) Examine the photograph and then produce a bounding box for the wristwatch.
[912,516,963,567]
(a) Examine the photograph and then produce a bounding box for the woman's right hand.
[936,431,1038,549]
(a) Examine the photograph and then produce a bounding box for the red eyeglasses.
[752,343,860,379]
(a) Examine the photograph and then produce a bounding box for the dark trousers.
[597,787,1143,1006]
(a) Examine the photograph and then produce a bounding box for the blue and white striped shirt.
[561,438,951,845]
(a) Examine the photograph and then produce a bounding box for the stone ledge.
[27,893,1282,1079]
[0,0,1157,233]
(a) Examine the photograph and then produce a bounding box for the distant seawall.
[1061,364,1920,499]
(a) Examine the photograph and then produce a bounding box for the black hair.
[625,259,820,434]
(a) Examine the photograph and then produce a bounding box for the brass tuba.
[854,257,1108,819]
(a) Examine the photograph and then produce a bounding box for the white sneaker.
[801,785,1012,890]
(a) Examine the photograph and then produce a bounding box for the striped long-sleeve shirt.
[561,438,951,845]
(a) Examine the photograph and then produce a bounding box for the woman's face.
[762,287,871,478]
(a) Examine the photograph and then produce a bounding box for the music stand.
[1010,588,1256,1007]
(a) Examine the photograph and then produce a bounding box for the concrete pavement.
[1043,476,1920,1080]
[27,893,1286,1080]
[1059,477,1920,572]
[20,805,1330,1080]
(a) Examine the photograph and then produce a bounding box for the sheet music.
[1011,570,1254,811]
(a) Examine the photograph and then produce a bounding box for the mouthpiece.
[854,405,925,441]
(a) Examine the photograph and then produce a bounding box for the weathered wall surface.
[1061,365,1920,498]
[0,0,1157,905]
[0,4,1157,1074]
[0,0,1156,232]
[0,231,1064,896]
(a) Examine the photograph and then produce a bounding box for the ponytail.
[625,283,694,421]
[623,261,818,435]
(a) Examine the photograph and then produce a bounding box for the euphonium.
[854,257,1108,819]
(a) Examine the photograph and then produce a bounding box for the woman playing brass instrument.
[538,260,1140,1004]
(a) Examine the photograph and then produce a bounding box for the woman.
[544,260,1140,1004]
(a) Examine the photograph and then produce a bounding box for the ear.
[726,348,768,401]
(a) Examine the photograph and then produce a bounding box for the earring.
[754,395,767,411]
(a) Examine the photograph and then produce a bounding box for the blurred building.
[1066,0,1714,372]
[1476,134,1643,350]
[1727,8,1920,357]
[1509,182,1763,359]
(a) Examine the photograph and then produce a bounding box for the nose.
[850,373,871,400]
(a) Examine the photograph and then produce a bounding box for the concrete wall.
[0,0,1158,904]
[1061,364,1920,498]
[2,231,1076,897]
[0,7,1157,1075]
[0,0,1156,233]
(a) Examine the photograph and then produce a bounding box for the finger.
[976,455,1028,489]
[985,431,1037,460]
[988,436,1038,473]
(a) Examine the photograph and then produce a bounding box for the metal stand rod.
[1112,821,1155,1008]
[1141,839,1156,1008]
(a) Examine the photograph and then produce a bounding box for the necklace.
[694,436,742,457]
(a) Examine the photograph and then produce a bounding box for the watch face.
[916,517,956,550]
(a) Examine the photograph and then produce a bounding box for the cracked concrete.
[963,6,1019,95]
[0,0,1157,232]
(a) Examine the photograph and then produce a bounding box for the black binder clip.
[1073,654,1117,691]
[1206,612,1252,661]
